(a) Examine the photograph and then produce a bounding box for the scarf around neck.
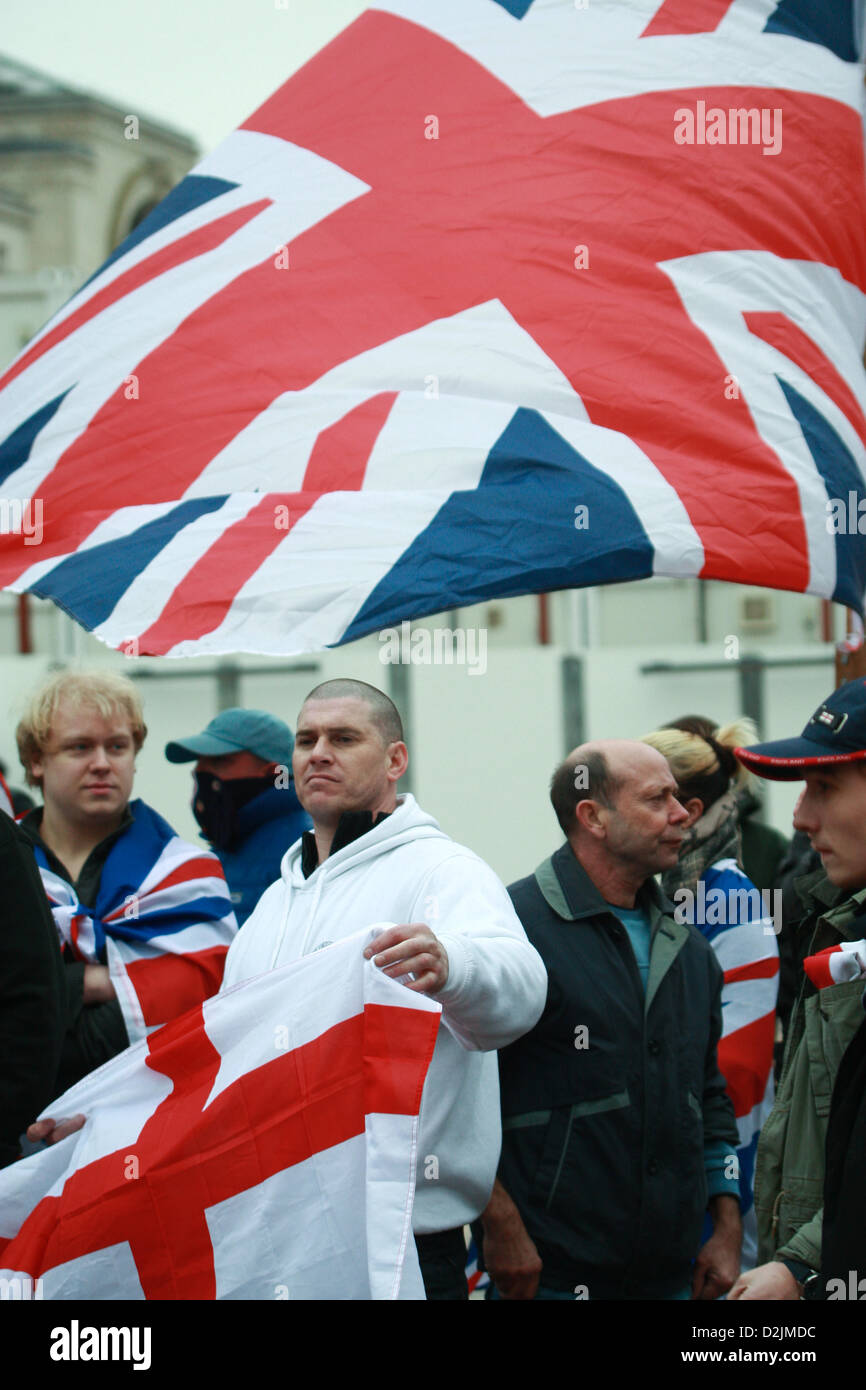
[662,786,742,900]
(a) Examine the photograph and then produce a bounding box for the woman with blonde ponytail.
[641,715,779,1275]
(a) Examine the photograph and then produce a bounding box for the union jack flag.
[685,858,779,1270]
[1,0,865,656]
[32,799,237,1042]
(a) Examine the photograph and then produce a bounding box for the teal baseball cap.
[165,708,294,766]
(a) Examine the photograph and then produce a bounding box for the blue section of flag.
[105,897,232,945]
[76,176,240,293]
[93,800,231,942]
[31,496,230,629]
[765,0,860,61]
[0,391,71,488]
[490,0,536,17]
[34,798,234,962]
[343,408,653,640]
[691,863,771,943]
[97,800,182,930]
[777,377,866,608]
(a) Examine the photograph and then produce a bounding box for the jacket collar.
[236,781,304,836]
[17,802,134,895]
[536,840,673,926]
[796,868,866,940]
[536,842,691,1014]
[300,807,392,878]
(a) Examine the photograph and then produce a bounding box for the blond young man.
[17,670,236,1097]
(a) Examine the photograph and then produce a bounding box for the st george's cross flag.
[804,938,866,989]
[0,928,440,1300]
[32,800,237,1044]
[1,0,866,657]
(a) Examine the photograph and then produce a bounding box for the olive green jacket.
[754,871,866,1268]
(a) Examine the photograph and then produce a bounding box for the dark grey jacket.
[0,814,66,1166]
[498,843,738,1298]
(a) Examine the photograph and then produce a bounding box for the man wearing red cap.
[728,678,866,1300]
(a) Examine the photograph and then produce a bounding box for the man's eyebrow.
[61,730,131,743]
[296,724,363,736]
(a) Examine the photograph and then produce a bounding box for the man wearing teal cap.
[166,708,310,925]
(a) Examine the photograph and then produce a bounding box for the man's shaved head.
[300,679,403,746]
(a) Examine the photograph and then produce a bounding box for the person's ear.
[575,798,607,838]
[681,796,704,828]
[386,741,409,782]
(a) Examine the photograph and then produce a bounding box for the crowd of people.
[2,665,865,1301]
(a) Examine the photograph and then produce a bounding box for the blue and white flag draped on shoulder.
[1,0,865,655]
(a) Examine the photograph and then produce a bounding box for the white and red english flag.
[803,938,866,990]
[0,928,440,1300]
[1,0,865,656]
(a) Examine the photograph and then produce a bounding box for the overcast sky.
[4,0,367,153]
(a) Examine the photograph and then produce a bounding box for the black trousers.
[414,1227,469,1300]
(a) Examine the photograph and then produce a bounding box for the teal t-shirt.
[608,902,652,991]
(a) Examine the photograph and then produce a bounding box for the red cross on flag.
[0,929,440,1300]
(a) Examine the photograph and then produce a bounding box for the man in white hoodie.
[221,677,548,1299]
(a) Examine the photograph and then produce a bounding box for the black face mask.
[192,772,269,850]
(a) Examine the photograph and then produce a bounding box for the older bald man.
[479,740,742,1301]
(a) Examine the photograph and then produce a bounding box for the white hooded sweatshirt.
[221,793,547,1233]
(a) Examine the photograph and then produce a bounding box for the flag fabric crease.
[33,799,237,1044]
[0,928,440,1299]
[1,0,865,655]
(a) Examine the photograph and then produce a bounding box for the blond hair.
[640,716,757,807]
[16,669,147,787]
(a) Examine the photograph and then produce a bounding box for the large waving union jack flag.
[1,0,865,656]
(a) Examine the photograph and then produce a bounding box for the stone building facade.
[0,52,198,369]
